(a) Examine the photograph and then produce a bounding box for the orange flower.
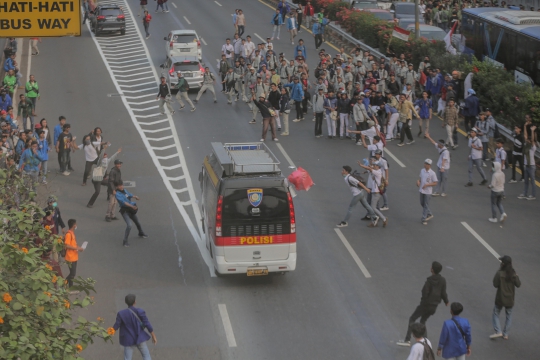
[45,264,53,270]
[52,275,57,283]
[97,317,104,322]
[57,238,63,244]
[63,300,70,309]
[22,208,27,213]
[2,293,12,303]
[43,292,52,297]
[0,317,4,324]
[45,225,51,231]
[22,247,28,253]
[107,327,115,336]
[76,344,83,353]
[54,299,58,303]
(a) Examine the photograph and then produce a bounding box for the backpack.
[421,339,435,360]
[348,171,367,187]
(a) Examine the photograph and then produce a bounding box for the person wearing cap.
[172,71,195,112]
[283,77,304,122]
[287,11,298,45]
[337,165,378,228]
[465,127,487,187]
[358,159,388,227]
[417,159,438,224]
[87,148,121,208]
[251,92,278,142]
[490,255,521,340]
[155,76,174,115]
[312,87,325,138]
[397,261,448,347]
[462,88,480,132]
[106,159,123,222]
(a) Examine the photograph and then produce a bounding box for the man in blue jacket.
[116,180,148,247]
[437,302,472,360]
[112,294,157,360]
[312,21,323,50]
[0,88,12,111]
[294,39,307,59]
[462,88,480,132]
[284,77,304,122]
[19,140,43,191]
[278,0,290,19]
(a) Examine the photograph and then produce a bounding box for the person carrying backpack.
[337,165,378,228]
[407,323,435,360]
[437,302,472,360]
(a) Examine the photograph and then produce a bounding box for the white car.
[165,30,202,61]
[406,24,447,41]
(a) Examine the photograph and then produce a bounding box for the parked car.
[397,17,425,29]
[89,5,126,36]
[165,30,202,61]
[390,2,422,21]
[350,0,379,10]
[362,9,394,22]
[160,56,204,93]
[406,24,447,41]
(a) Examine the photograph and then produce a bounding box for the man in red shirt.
[304,1,315,28]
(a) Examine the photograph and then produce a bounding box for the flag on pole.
[392,26,411,41]
[419,71,427,86]
[444,21,459,55]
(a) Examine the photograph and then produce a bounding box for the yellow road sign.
[0,0,81,37]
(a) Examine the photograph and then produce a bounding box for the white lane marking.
[156,154,178,160]
[162,164,183,170]
[183,16,191,24]
[141,128,171,134]
[200,37,207,46]
[253,32,266,43]
[117,81,156,88]
[172,2,177,8]
[86,0,213,276]
[384,148,406,168]
[218,304,237,347]
[461,222,500,260]
[117,76,155,83]
[334,228,372,278]
[147,135,174,142]
[167,175,186,180]
[214,1,222,6]
[276,143,296,168]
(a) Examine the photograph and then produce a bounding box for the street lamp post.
[415,0,420,40]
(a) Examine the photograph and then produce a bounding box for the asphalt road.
[26,0,540,359]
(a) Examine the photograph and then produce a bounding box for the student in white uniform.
[336,165,378,228]
[417,159,438,225]
[406,323,434,360]
[465,128,487,187]
[494,138,507,170]
[374,150,389,211]
[426,133,450,197]
[359,159,388,227]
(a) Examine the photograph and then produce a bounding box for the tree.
[0,166,113,359]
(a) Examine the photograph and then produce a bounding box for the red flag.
[392,26,411,41]
[419,71,427,86]
[444,21,459,55]
[287,167,314,191]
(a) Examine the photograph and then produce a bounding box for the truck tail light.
[169,41,174,48]
[117,15,125,19]
[199,65,205,73]
[97,15,105,20]
[197,40,201,47]
[216,195,223,237]
[288,193,296,234]
[169,67,174,75]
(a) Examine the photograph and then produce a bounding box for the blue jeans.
[491,191,504,218]
[436,168,448,193]
[121,211,144,244]
[344,190,375,222]
[124,341,151,360]
[420,193,432,221]
[493,304,513,336]
[468,158,486,182]
[524,165,536,197]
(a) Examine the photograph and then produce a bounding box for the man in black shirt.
[252,93,277,142]
[509,125,524,183]
[106,159,122,222]
[155,76,175,115]
[55,123,75,175]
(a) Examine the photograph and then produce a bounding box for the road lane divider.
[218,304,237,347]
[383,148,406,168]
[253,33,266,43]
[171,2,177,8]
[461,222,500,260]
[276,143,296,168]
[334,229,371,278]
[183,16,191,24]
[215,1,222,6]
[86,0,215,276]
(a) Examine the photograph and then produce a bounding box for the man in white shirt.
[359,160,388,227]
[374,150,389,211]
[417,159,438,225]
[494,138,507,170]
[407,323,434,360]
[426,133,450,197]
[465,128,487,187]
[221,38,235,68]
[337,165,378,228]
[244,36,255,62]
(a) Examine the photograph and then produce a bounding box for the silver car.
[164,30,202,62]
[160,56,204,93]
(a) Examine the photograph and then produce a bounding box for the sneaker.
[453,144,459,149]
[62,171,70,176]
[488,218,498,223]
[464,182,473,187]
[273,138,279,141]
[139,233,149,238]
[87,204,93,208]
[193,100,198,103]
[260,139,265,142]
[422,221,428,225]
[396,340,411,347]
[517,194,526,199]
[406,140,415,145]
[418,130,422,136]
[278,127,282,131]
[379,206,389,211]
[337,221,348,227]
[431,193,440,197]
[171,110,175,115]
[527,195,536,200]
[425,214,434,222]
[509,179,517,183]
[270,37,274,40]
[249,120,256,124]
[227,101,232,104]
[281,132,290,136]
[356,141,362,146]
[123,242,130,247]
[191,107,196,112]
[361,216,371,221]
[482,162,487,167]
[500,213,507,223]
[397,142,405,147]
[42,180,47,184]
[383,218,388,227]
[277,37,280,40]
[503,335,509,340]
[214,100,217,103]
[520,178,525,182]
[111,217,119,221]
[372,216,380,226]
[367,223,377,228]
[441,193,447,197]
[291,41,294,45]
[489,333,503,339]
[146,35,150,39]
[480,179,488,185]
[105,216,111,222]
[179,106,185,110]
[292,119,301,122]
[386,137,393,141]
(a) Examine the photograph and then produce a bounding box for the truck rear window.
[173,62,200,72]
[222,188,289,221]
[101,9,122,16]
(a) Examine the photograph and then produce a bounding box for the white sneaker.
[441,193,447,197]
[379,206,389,211]
[527,195,536,200]
[62,171,70,176]
[517,194,526,199]
[431,192,440,197]
[337,221,348,227]
[260,139,265,142]
[292,119,301,122]
[488,218,498,223]
[291,41,294,45]
[500,213,507,223]
[273,138,279,141]
[356,141,362,146]
[425,214,434,221]
[489,333,503,339]
[396,340,411,347]
[482,162,487,167]
[270,37,274,40]
[509,179,517,183]
[277,37,280,40]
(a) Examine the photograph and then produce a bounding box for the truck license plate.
[247,268,268,276]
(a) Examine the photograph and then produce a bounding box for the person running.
[358,159,388,227]
[489,161,506,223]
[287,12,298,45]
[417,159,438,225]
[194,67,217,104]
[173,71,195,112]
[406,323,434,360]
[142,10,151,39]
[397,261,449,347]
[116,180,148,247]
[426,134,450,197]
[490,255,521,340]
[156,76,174,115]
[465,128,487,187]
[337,165,378,228]
[436,302,472,360]
[87,148,121,208]
[270,8,283,40]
